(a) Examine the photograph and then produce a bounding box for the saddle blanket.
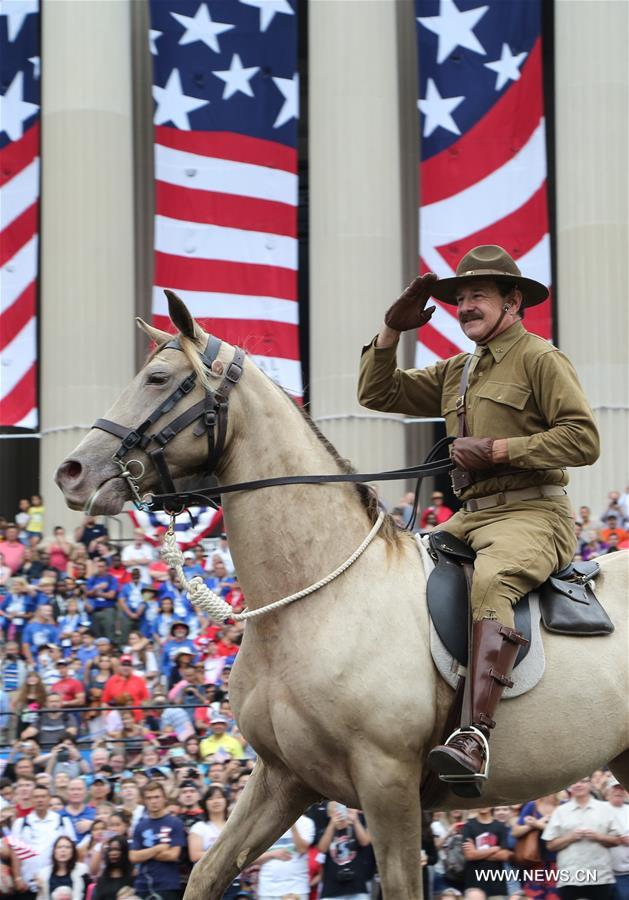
[416,534,545,698]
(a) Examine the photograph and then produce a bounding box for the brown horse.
[56,294,629,899]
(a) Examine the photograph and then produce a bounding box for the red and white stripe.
[128,506,224,549]
[151,127,302,398]
[0,123,39,428]
[417,40,552,366]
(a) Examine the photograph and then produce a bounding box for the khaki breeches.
[439,494,577,628]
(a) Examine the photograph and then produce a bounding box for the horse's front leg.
[355,758,424,900]
[184,758,317,900]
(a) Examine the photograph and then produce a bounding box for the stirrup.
[437,726,490,784]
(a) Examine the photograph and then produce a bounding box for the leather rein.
[90,336,454,517]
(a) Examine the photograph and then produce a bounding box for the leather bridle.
[91,335,245,512]
[89,334,455,521]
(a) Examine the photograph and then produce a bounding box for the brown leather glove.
[384,273,438,332]
[451,437,495,471]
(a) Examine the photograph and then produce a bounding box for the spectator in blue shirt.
[157,574,195,622]
[0,577,34,642]
[161,622,197,680]
[21,604,60,666]
[62,777,97,837]
[130,780,186,900]
[85,558,119,642]
[119,568,149,645]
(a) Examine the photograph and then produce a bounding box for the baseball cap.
[95,637,111,646]
[179,780,198,789]
[606,778,625,790]
[92,774,110,784]
[174,647,193,658]
[145,766,171,779]
[210,715,228,725]
[120,655,133,664]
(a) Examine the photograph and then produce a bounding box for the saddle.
[426,531,613,668]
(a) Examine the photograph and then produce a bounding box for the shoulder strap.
[455,354,475,438]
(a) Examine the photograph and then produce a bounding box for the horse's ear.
[165,290,198,340]
[136,318,171,345]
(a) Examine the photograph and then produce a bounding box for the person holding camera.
[316,802,374,900]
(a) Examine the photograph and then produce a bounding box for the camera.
[336,864,355,883]
[57,748,70,762]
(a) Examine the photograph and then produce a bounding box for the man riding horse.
[358,245,599,790]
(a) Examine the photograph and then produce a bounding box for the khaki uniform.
[358,321,600,626]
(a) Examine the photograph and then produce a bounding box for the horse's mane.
[272,384,405,550]
[155,334,405,548]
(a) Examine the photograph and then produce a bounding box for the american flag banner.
[415,0,553,364]
[128,505,224,549]
[0,0,40,428]
[148,0,302,398]
[4,834,38,861]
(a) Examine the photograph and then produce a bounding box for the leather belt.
[463,485,567,512]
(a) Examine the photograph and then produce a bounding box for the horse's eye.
[147,373,169,386]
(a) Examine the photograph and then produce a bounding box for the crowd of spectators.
[0,487,627,900]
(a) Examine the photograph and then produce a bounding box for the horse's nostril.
[61,459,83,480]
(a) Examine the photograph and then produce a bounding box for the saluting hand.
[384,273,438,333]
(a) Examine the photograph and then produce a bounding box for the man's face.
[96,561,107,575]
[48,693,62,710]
[6,526,18,542]
[569,777,592,798]
[32,787,49,813]
[179,786,199,808]
[91,749,109,770]
[144,789,166,817]
[607,786,628,807]
[121,782,139,802]
[15,779,34,801]
[68,780,86,804]
[456,279,516,343]
[493,805,511,822]
[40,604,53,621]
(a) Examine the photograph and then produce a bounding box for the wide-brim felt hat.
[430,245,549,307]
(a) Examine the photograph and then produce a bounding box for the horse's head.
[55,292,243,516]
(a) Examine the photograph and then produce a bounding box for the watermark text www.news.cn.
[476,868,598,884]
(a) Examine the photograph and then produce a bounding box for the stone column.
[40,0,136,532]
[309,0,423,509]
[554,0,628,511]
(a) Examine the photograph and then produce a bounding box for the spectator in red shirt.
[419,491,454,529]
[51,660,86,709]
[600,515,629,545]
[108,554,132,586]
[1,524,25,574]
[214,626,241,659]
[101,655,149,722]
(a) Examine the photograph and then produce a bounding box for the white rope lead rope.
[161,511,385,623]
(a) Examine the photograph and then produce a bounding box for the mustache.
[459,314,484,323]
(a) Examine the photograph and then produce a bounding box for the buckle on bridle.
[225,361,243,383]
[204,409,217,428]
[180,374,196,394]
[154,425,177,447]
[121,430,142,451]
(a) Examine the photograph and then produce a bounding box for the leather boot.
[427,618,528,790]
